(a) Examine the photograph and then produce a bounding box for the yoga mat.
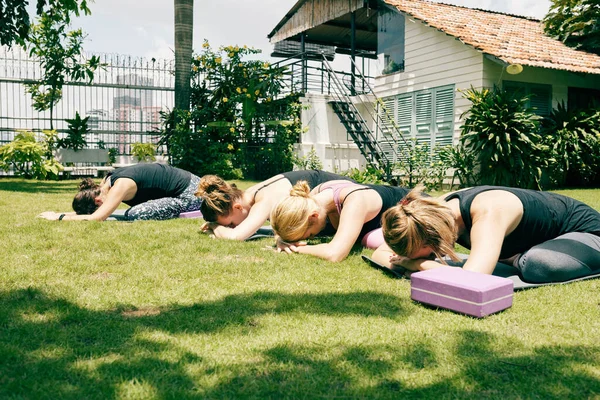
[246,226,275,241]
[361,255,600,291]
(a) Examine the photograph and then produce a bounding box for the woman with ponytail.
[38,164,203,221]
[269,179,411,262]
[195,170,352,240]
[372,186,600,283]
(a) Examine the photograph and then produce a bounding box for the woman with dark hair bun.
[38,163,203,221]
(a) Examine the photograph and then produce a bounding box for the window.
[503,81,552,116]
[377,9,405,75]
[381,85,455,158]
[568,87,600,110]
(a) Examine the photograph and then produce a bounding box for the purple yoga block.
[410,267,514,318]
[179,210,203,219]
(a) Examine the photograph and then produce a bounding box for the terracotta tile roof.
[384,0,600,75]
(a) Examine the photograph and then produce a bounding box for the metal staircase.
[320,57,408,181]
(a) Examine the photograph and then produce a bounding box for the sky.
[68,0,553,62]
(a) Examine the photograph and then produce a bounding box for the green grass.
[1,178,599,399]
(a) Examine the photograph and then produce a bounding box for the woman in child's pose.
[38,163,203,221]
[270,179,410,262]
[372,185,600,283]
[195,170,352,241]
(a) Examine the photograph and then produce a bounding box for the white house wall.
[297,93,367,173]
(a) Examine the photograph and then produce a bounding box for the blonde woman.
[270,180,410,262]
[195,170,352,241]
[372,185,600,283]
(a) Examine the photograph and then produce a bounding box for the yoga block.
[179,210,203,219]
[411,267,514,318]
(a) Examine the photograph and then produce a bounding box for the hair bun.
[79,178,97,191]
[289,181,311,198]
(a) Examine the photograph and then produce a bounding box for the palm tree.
[174,0,194,111]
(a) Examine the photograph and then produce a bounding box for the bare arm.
[208,199,276,240]
[462,190,523,274]
[295,190,382,262]
[372,243,444,271]
[39,178,137,221]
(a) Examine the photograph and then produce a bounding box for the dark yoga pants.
[125,174,203,221]
[515,232,600,283]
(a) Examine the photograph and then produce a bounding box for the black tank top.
[282,170,353,187]
[358,184,410,237]
[109,164,191,206]
[253,170,354,201]
[445,186,600,258]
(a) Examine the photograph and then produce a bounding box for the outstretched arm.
[204,200,275,240]
[38,178,136,221]
[462,190,523,275]
[293,190,381,262]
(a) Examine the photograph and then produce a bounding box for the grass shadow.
[0,179,77,194]
[0,287,412,398]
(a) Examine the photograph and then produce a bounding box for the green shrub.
[438,143,477,189]
[541,101,600,187]
[394,138,450,191]
[460,86,548,189]
[0,131,62,179]
[59,112,89,150]
[293,146,323,170]
[131,142,156,163]
[342,165,386,184]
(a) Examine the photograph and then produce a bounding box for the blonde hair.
[195,175,243,222]
[270,180,319,242]
[381,185,459,263]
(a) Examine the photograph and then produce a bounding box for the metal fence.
[0,46,175,155]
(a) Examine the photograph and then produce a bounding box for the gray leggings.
[515,232,600,283]
[125,174,203,221]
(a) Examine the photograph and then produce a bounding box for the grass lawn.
[1,178,599,399]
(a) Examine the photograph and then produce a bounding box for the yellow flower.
[254,90,259,95]
[266,97,272,102]
[246,94,251,98]
[215,57,222,63]
[242,88,247,93]
[229,127,235,133]
[234,46,239,51]
[263,62,270,68]
[202,41,209,48]
[192,65,198,71]
[222,97,228,102]
[236,87,242,93]
[228,53,234,57]
[227,144,234,151]
[238,63,243,67]
[243,45,247,49]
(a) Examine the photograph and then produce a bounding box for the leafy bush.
[131,142,156,163]
[342,166,386,184]
[437,143,477,189]
[541,101,600,187]
[107,148,118,165]
[293,146,323,170]
[159,42,301,180]
[0,131,62,179]
[394,139,450,191]
[460,86,548,189]
[59,112,89,150]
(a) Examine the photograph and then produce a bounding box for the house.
[268,0,600,174]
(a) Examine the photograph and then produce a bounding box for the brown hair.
[270,181,319,242]
[381,185,459,263]
[72,178,102,215]
[195,175,243,222]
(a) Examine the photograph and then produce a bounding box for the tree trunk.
[174,0,194,112]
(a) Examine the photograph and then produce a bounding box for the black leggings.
[515,232,600,283]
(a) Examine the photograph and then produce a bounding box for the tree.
[0,0,90,46]
[24,10,101,129]
[543,0,600,55]
[174,0,194,112]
